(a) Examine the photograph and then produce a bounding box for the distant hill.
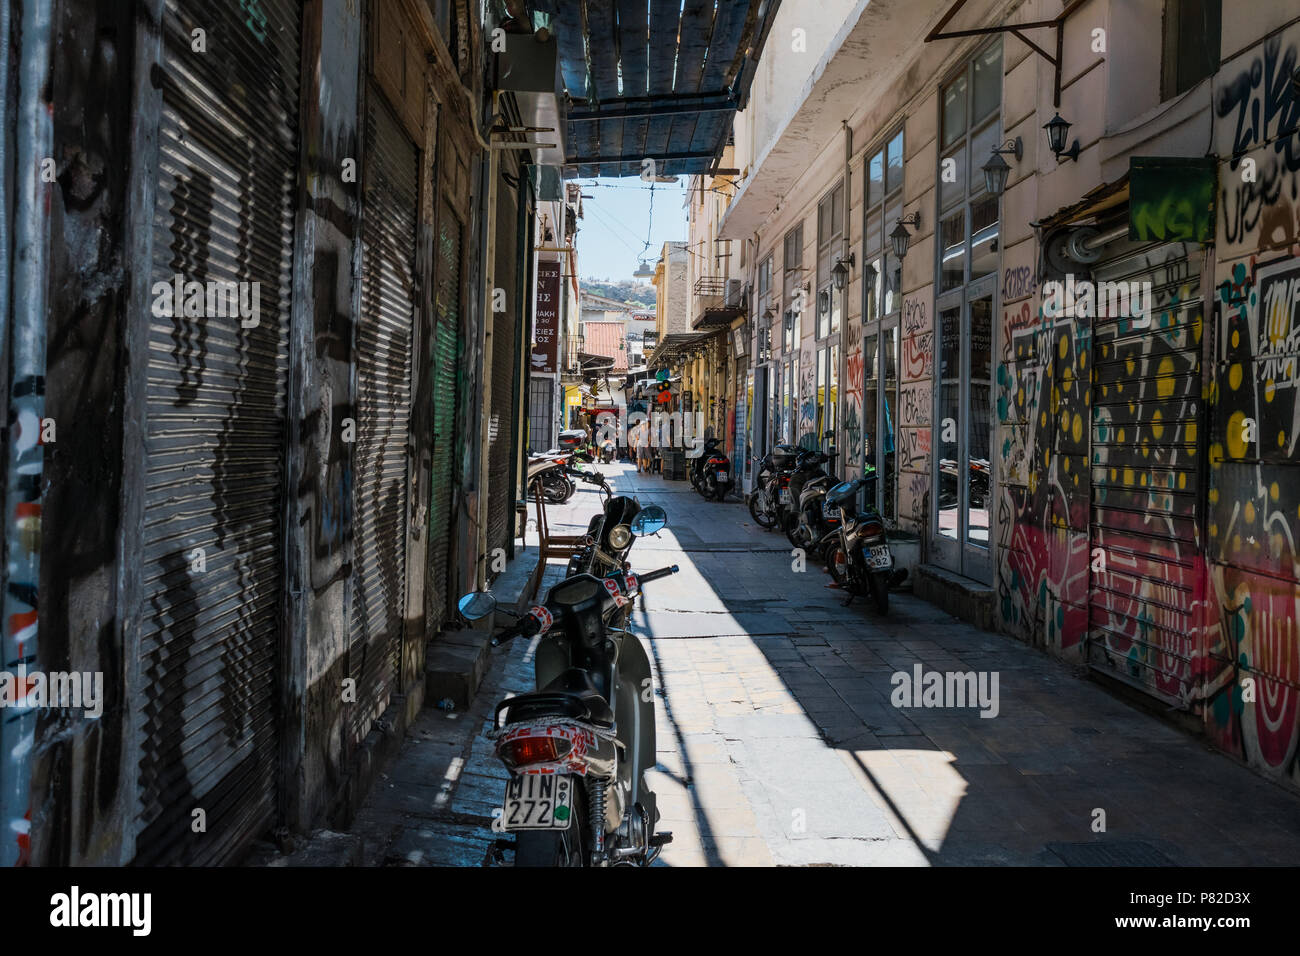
[583,279,655,310]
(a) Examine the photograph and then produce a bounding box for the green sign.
[1129,157,1216,243]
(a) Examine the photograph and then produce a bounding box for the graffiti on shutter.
[351,90,417,744]
[135,0,301,865]
[1088,243,1206,705]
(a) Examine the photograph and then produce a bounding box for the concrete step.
[425,626,492,711]
[913,563,996,632]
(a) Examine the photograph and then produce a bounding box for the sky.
[573,176,689,284]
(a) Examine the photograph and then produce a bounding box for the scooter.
[748,444,798,529]
[458,507,677,867]
[689,437,732,501]
[784,448,840,560]
[567,492,643,580]
[819,467,907,614]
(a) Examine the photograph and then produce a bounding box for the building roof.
[582,321,628,371]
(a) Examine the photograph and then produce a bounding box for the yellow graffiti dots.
[1101,342,1109,358]
[1272,532,1286,560]
[1060,410,1070,433]
[1051,386,1060,413]
[1178,472,1187,490]
[1126,356,1136,376]
[1059,334,1068,360]
[1040,411,1048,428]
[1245,500,1256,524]
[1157,356,1175,398]
[1140,472,1149,487]
[1072,414,1083,444]
[1118,427,1127,444]
[1280,429,1288,449]
[1151,410,1164,440]
[1271,481,1280,502]
[1124,467,1135,486]
[1265,378,1276,403]
[1141,439,1151,458]
[1231,328,1239,349]
[1110,467,1117,481]
[1226,413,1248,459]
[1228,363,1242,391]
[1232,533,1243,553]
[1209,487,1218,504]
[1185,420,1197,444]
[1210,522,1218,538]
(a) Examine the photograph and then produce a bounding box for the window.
[937,41,1002,293]
[863,129,904,323]
[758,254,773,302]
[817,181,845,339]
[1162,0,1221,99]
[783,223,804,352]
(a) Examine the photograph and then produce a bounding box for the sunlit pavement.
[344,462,1300,867]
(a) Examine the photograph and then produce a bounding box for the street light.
[633,258,655,278]
[831,252,855,291]
[1043,112,1080,163]
[890,212,921,260]
[981,137,1022,196]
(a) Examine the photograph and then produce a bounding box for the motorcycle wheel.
[513,783,589,867]
[868,571,890,615]
[784,512,805,550]
[703,475,718,500]
[714,481,729,502]
[826,546,850,588]
[749,489,777,529]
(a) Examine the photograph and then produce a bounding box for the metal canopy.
[529,0,781,178]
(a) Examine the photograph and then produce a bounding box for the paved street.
[344,463,1300,867]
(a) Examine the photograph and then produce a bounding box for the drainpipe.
[2,0,53,868]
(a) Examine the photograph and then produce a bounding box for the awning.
[647,331,709,367]
[528,0,784,177]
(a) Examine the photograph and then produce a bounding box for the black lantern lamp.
[831,252,855,291]
[981,137,1022,196]
[890,212,921,260]
[1043,113,1080,163]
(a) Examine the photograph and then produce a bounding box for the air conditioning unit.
[724,278,744,308]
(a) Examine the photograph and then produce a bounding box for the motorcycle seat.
[500,667,614,728]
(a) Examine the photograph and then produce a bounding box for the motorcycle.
[567,491,643,580]
[748,444,798,529]
[598,438,616,464]
[689,437,733,501]
[458,506,677,867]
[784,448,841,561]
[529,455,577,504]
[819,467,908,614]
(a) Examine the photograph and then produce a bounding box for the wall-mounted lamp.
[831,252,856,291]
[981,137,1022,196]
[1043,113,1080,163]
[890,213,921,260]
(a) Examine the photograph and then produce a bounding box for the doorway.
[932,274,995,582]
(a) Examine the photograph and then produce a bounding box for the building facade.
[724,0,1300,789]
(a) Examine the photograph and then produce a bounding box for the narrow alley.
[329,463,1300,868]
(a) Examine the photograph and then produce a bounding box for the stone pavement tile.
[384,820,495,867]
[698,836,775,866]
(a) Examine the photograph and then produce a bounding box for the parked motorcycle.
[817,468,907,614]
[458,507,677,867]
[567,491,643,580]
[689,437,733,501]
[784,447,841,560]
[748,444,798,529]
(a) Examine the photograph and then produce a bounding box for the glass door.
[932,274,995,582]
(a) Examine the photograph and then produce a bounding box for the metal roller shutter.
[351,91,417,743]
[428,200,462,630]
[1087,242,1206,703]
[136,0,301,865]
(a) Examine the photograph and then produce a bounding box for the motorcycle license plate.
[716,470,728,481]
[866,545,892,570]
[778,488,790,502]
[501,774,573,830]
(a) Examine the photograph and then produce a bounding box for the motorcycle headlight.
[608,523,632,550]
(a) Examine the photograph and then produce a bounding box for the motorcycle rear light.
[502,736,572,767]
[862,519,884,537]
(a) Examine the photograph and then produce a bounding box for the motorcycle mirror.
[457,591,498,621]
[630,505,668,536]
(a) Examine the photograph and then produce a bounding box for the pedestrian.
[638,420,654,474]
[631,419,647,473]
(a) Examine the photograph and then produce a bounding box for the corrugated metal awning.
[528,0,783,177]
